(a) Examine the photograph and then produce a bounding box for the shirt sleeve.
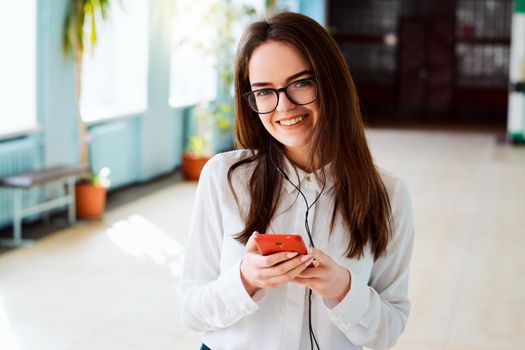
[180,155,262,332]
[326,178,415,349]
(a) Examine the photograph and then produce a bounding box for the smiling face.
[248,40,320,169]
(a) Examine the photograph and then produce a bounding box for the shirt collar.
[280,157,334,194]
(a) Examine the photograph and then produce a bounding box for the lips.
[277,114,308,126]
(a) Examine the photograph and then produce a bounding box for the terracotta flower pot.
[75,182,107,220]
[181,152,212,181]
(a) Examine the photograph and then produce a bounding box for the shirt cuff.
[217,259,264,314]
[327,270,372,328]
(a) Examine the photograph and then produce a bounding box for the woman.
[181,12,414,350]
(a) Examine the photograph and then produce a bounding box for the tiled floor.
[0,129,524,350]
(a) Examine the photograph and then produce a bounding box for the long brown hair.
[228,12,392,260]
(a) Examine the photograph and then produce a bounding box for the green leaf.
[62,0,113,57]
[217,102,232,114]
[215,117,231,133]
[90,13,97,45]
[187,136,209,156]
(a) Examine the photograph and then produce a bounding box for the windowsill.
[169,96,207,109]
[80,98,204,125]
[0,125,41,142]
[82,109,146,127]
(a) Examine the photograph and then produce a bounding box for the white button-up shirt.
[181,150,415,350]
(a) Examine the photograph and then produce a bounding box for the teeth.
[280,115,306,126]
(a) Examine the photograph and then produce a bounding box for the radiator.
[0,137,41,228]
[89,120,138,189]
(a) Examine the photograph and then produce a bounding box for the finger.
[291,276,316,286]
[265,254,313,278]
[296,266,323,278]
[255,251,303,268]
[285,257,315,279]
[268,257,315,285]
[244,232,259,253]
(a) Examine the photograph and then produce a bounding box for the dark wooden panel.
[398,18,427,108]
[455,86,508,110]
[398,17,455,111]
[427,19,455,109]
[355,82,396,108]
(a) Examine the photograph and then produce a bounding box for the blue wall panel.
[139,0,176,181]
[37,0,78,167]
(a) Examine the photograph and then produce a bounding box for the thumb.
[244,231,259,253]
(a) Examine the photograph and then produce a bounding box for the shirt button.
[306,175,312,182]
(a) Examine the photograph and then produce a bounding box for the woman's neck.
[284,146,315,173]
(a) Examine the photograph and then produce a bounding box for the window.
[169,0,218,106]
[169,0,265,106]
[455,0,512,86]
[80,0,149,122]
[0,0,37,136]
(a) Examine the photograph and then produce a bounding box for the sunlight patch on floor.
[0,294,21,350]
[106,215,185,278]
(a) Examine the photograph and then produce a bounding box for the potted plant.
[182,102,232,180]
[75,167,111,219]
[62,0,112,219]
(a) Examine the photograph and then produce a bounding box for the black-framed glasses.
[243,77,318,114]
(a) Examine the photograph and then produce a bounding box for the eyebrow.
[250,70,313,88]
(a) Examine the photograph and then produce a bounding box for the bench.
[0,165,88,247]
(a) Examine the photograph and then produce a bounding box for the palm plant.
[62,0,111,166]
[62,0,113,219]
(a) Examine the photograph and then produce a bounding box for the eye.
[255,89,273,97]
[294,79,314,88]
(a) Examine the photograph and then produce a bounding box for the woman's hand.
[292,248,351,302]
[240,232,315,296]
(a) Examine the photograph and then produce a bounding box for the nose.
[275,91,296,113]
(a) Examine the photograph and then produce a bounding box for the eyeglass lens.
[247,78,317,114]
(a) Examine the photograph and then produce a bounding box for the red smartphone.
[254,234,308,256]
